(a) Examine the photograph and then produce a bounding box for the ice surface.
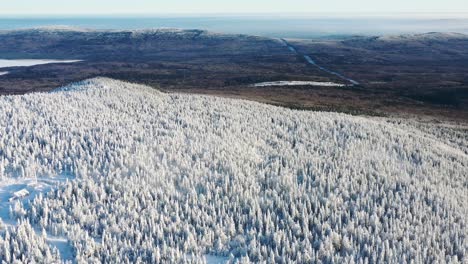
[254,80,346,87]
[0,59,81,68]
[45,235,74,262]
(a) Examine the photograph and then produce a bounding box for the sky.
[0,0,467,15]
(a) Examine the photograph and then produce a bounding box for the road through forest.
[281,39,360,85]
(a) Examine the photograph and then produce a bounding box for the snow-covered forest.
[0,78,466,263]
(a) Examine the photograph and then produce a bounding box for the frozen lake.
[0,59,81,68]
[254,80,346,87]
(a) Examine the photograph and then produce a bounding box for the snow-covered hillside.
[0,78,466,263]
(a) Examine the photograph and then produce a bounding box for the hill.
[0,78,466,263]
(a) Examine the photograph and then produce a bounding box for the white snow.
[254,80,346,87]
[0,78,466,263]
[0,175,75,262]
[0,59,81,68]
[205,254,229,264]
[0,175,74,226]
[8,189,29,202]
[45,235,74,262]
[31,25,93,32]
[0,71,8,76]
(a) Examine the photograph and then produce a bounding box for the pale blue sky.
[0,0,467,15]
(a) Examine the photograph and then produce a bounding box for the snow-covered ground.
[0,59,81,68]
[0,175,75,262]
[45,235,74,262]
[205,254,229,264]
[0,175,73,226]
[0,173,73,260]
[253,80,346,87]
[0,78,466,263]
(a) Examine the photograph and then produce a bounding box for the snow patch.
[205,254,229,264]
[9,189,29,202]
[45,235,74,262]
[0,175,75,261]
[253,80,346,87]
[0,175,74,227]
[0,59,82,69]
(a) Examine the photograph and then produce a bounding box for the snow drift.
[0,78,466,263]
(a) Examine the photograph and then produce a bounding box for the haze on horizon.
[1,0,468,15]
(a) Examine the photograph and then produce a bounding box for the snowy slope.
[0,78,466,263]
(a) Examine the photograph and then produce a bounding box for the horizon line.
[1,11,468,18]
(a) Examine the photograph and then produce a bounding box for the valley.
[0,29,467,122]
